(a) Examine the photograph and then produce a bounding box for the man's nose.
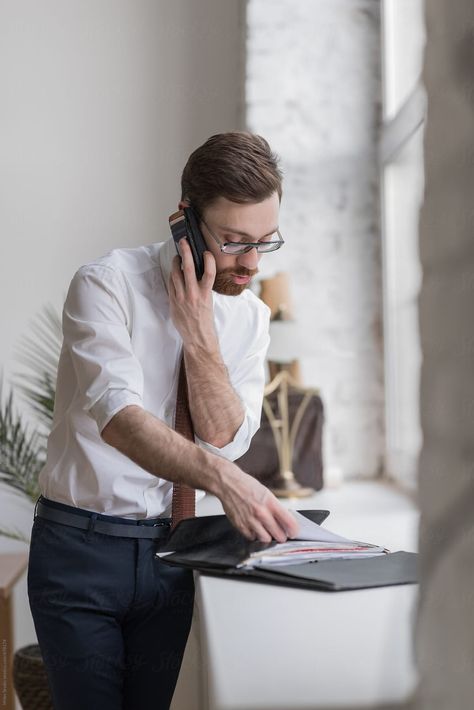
[237,247,260,270]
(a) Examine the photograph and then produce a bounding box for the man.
[28,132,299,709]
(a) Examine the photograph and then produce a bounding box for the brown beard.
[212,267,258,296]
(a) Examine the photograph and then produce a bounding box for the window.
[380,0,426,488]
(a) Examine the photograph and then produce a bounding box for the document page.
[238,511,387,568]
[289,511,358,544]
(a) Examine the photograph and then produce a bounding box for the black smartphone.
[168,206,207,280]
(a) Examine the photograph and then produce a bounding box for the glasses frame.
[200,218,284,255]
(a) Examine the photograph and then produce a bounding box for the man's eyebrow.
[216,225,279,239]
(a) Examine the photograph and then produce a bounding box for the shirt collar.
[158,237,177,294]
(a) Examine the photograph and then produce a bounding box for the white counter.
[171,481,419,710]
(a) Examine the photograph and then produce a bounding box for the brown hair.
[181,132,282,215]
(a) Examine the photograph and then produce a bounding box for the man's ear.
[178,199,190,210]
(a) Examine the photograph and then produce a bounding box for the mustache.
[218,266,259,277]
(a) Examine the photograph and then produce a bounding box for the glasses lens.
[256,241,281,253]
[221,236,282,255]
[222,244,250,255]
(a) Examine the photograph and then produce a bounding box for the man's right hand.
[102,405,300,543]
[215,464,300,543]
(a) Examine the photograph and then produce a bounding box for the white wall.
[0,0,245,384]
[246,0,384,480]
[0,0,245,696]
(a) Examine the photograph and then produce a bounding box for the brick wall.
[246,0,384,479]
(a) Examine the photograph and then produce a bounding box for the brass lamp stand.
[263,370,317,498]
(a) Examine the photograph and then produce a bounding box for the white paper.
[247,550,386,567]
[155,511,387,567]
[237,513,387,568]
[289,510,357,544]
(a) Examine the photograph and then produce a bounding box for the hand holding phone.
[168,207,208,280]
[168,207,217,350]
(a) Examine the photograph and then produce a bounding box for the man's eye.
[258,233,278,243]
[224,235,246,244]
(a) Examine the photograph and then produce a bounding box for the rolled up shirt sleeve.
[195,302,271,461]
[62,264,145,433]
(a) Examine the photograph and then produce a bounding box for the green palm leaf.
[12,303,62,428]
[0,389,46,503]
[0,304,62,542]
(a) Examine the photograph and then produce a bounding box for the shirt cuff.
[89,389,144,433]
[194,412,253,461]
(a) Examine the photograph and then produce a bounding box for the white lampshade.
[267,319,356,363]
[267,320,312,363]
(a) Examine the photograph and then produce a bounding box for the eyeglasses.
[200,218,284,255]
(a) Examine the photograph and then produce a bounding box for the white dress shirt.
[39,237,271,519]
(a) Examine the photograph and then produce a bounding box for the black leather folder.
[156,510,418,592]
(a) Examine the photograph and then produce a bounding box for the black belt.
[35,500,172,540]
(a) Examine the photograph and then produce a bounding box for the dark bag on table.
[236,388,324,491]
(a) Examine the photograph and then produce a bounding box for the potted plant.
[0,305,61,541]
[0,306,61,710]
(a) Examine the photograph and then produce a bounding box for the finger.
[250,520,272,544]
[179,238,199,290]
[170,272,185,301]
[271,504,300,539]
[200,251,216,290]
[239,523,257,541]
[227,513,254,541]
[170,257,185,300]
[171,253,183,278]
[257,507,290,543]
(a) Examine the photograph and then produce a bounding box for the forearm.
[169,242,245,448]
[101,406,298,544]
[101,404,230,495]
[184,340,245,448]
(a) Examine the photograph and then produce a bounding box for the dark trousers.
[27,497,194,710]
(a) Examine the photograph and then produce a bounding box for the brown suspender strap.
[171,356,196,529]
